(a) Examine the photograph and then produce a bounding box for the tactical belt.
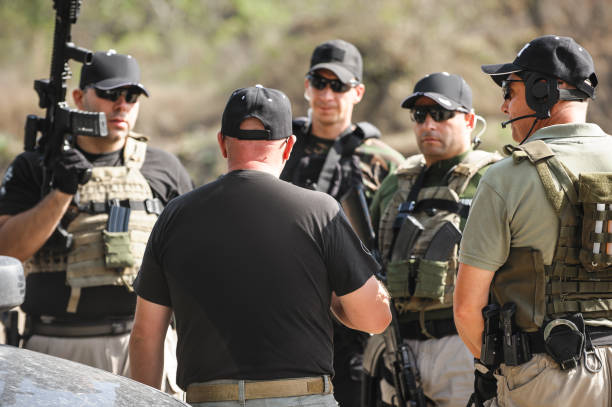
[400,318,457,340]
[503,326,612,365]
[186,376,333,403]
[78,198,164,216]
[26,316,133,338]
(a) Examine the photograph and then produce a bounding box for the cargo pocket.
[413,259,448,302]
[102,230,135,268]
[386,259,416,298]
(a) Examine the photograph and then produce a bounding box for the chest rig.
[491,140,612,332]
[25,137,161,312]
[379,151,500,316]
[286,119,382,200]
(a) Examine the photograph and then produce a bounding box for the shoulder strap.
[316,125,363,194]
[509,140,579,216]
[292,117,309,137]
[123,136,148,170]
[355,121,381,140]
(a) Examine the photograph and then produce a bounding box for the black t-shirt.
[0,143,193,319]
[134,170,378,389]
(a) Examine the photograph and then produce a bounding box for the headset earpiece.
[524,73,559,119]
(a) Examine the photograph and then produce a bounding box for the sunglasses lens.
[413,107,455,123]
[125,90,141,103]
[95,88,140,103]
[413,109,427,123]
[309,74,351,93]
[330,80,349,92]
[309,75,327,90]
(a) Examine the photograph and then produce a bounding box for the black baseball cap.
[481,35,597,98]
[308,39,363,84]
[401,72,472,112]
[221,85,292,140]
[79,50,149,96]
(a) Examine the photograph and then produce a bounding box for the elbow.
[361,301,392,334]
[368,307,392,334]
[453,299,474,329]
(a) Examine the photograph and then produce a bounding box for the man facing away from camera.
[129,85,392,406]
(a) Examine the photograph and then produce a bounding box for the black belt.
[27,317,134,338]
[524,325,612,354]
[399,318,457,340]
[78,198,164,216]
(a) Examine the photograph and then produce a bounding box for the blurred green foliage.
[0,0,610,186]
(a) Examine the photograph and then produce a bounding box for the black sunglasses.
[411,106,456,124]
[94,87,142,104]
[307,73,354,93]
[502,79,524,100]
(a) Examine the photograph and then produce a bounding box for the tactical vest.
[281,119,383,200]
[379,150,501,317]
[490,140,612,332]
[25,137,161,312]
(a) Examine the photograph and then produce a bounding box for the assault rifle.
[24,0,107,250]
[25,0,107,190]
[340,185,426,407]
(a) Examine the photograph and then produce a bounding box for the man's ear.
[465,112,475,130]
[282,135,297,161]
[304,77,312,102]
[217,132,228,158]
[352,83,365,104]
[73,88,85,110]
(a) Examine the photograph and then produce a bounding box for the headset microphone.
[501,113,538,128]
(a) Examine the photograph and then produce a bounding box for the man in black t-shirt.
[0,50,192,394]
[129,85,392,406]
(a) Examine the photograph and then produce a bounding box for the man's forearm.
[129,333,165,389]
[0,190,72,261]
[454,263,495,359]
[455,309,484,358]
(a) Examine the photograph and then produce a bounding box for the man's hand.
[51,147,93,194]
[467,361,498,407]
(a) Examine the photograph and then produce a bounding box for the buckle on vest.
[145,198,163,216]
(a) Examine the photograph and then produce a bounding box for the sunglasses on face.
[307,73,354,93]
[502,79,524,100]
[411,106,456,124]
[94,87,142,104]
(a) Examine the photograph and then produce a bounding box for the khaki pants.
[381,334,474,407]
[24,326,183,399]
[489,346,612,407]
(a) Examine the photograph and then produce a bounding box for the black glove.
[467,362,497,407]
[51,147,93,194]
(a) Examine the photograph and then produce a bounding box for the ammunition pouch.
[102,230,135,269]
[413,259,448,302]
[386,257,449,303]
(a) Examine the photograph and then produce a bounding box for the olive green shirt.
[459,123,612,271]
